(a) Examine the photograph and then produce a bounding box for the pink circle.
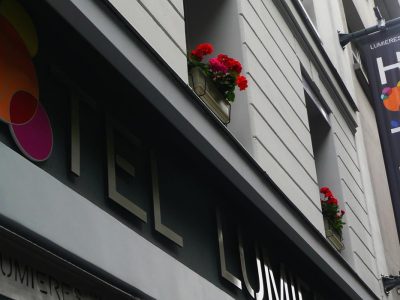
[10,102,53,161]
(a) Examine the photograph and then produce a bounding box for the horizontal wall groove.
[353,252,379,281]
[345,202,372,237]
[241,0,302,82]
[332,115,357,151]
[338,156,364,195]
[253,136,322,213]
[240,14,303,103]
[248,73,314,156]
[349,226,375,259]
[166,0,184,19]
[240,19,306,121]
[259,0,298,58]
[333,133,360,172]
[137,0,186,55]
[244,43,310,131]
[250,103,318,184]
[247,73,313,155]
[341,179,368,214]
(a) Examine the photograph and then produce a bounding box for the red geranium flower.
[327,197,338,205]
[191,43,214,61]
[216,54,229,65]
[216,55,242,73]
[236,75,248,91]
[226,58,242,73]
[320,187,331,194]
[319,186,345,235]
[209,57,228,73]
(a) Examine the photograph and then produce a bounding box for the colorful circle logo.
[0,0,52,161]
[381,82,400,112]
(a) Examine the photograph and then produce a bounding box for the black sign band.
[359,28,400,238]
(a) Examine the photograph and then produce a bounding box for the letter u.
[0,254,12,277]
[238,229,264,299]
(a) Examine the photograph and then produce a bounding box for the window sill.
[324,218,345,252]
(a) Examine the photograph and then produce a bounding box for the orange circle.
[0,16,38,124]
[0,0,38,57]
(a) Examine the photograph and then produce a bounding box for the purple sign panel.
[358,27,400,237]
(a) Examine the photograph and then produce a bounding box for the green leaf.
[226,91,235,102]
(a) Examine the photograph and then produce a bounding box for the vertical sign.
[358,28,400,237]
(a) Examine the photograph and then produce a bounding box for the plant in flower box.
[320,187,346,251]
[188,43,248,124]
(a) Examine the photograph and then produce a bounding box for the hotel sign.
[359,28,400,235]
[0,253,100,300]
[0,234,137,300]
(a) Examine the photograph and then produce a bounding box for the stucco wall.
[237,0,384,296]
[106,0,188,82]
[237,0,323,232]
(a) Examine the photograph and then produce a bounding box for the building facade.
[0,0,399,299]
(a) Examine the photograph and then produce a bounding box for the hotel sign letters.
[0,250,100,300]
[63,84,315,300]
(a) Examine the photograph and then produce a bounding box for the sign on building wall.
[359,29,400,236]
[0,1,354,299]
[0,230,138,300]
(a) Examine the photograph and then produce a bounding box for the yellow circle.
[0,0,38,57]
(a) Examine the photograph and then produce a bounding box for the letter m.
[14,261,29,286]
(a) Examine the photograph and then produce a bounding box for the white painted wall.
[352,0,379,27]
[107,0,188,82]
[236,0,392,297]
[236,0,363,242]
[314,0,357,100]
[237,0,324,233]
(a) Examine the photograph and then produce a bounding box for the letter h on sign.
[377,52,400,84]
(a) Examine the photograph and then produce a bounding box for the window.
[303,75,345,251]
[304,79,335,189]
